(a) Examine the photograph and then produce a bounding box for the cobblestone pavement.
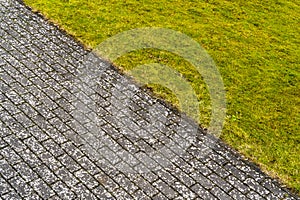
[0,0,299,199]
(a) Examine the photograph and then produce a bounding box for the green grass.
[24,0,300,193]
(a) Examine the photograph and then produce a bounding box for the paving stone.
[45,128,68,144]
[244,178,270,196]
[55,168,79,188]
[172,156,195,174]
[42,139,64,157]
[13,128,32,140]
[0,137,7,149]
[30,178,56,199]
[174,168,196,187]
[224,163,247,181]
[47,195,62,200]
[190,170,215,190]
[210,186,233,200]
[14,112,34,128]
[20,148,42,168]
[92,185,115,199]
[0,146,21,164]
[155,169,176,185]
[1,190,22,200]
[51,181,76,200]
[61,142,84,160]
[77,156,100,175]
[229,189,248,200]
[1,101,20,118]
[38,151,62,171]
[0,176,12,196]
[23,136,46,154]
[262,178,293,199]
[206,159,230,178]
[246,190,265,200]
[226,175,250,194]
[14,162,38,182]
[265,193,279,200]
[172,181,197,199]
[153,179,178,199]
[191,184,218,200]
[208,173,233,192]
[95,173,120,193]
[35,164,59,185]
[189,159,212,176]
[0,158,18,179]
[71,183,97,199]
[111,188,133,200]
[114,173,139,195]
[75,169,99,189]
[133,176,159,197]
[152,193,169,200]
[27,125,49,142]
[0,127,11,143]
[31,114,53,131]
[57,153,81,173]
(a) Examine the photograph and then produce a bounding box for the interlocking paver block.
[246,190,264,200]
[0,158,18,179]
[51,181,76,200]
[1,190,22,200]
[38,151,62,171]
[210,186,233,200]
[35,164,59,185]
[191,183,218,200]
[14,162,39,182]
[229,189,248,200]
[57,153,81,173]
[74,169,99,189]
[30,178,55,199]
[71,183,97,199]
[226,175,250,194]
[0,175,12,196]
[3,135,26,152]
[0,0,299,199]
[0,146,21,164]
[208,173,233,192]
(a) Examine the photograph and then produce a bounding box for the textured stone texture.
[0,0,299,199]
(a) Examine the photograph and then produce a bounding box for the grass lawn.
[23,0,299,193]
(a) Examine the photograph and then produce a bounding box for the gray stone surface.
[0,0,299,199]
